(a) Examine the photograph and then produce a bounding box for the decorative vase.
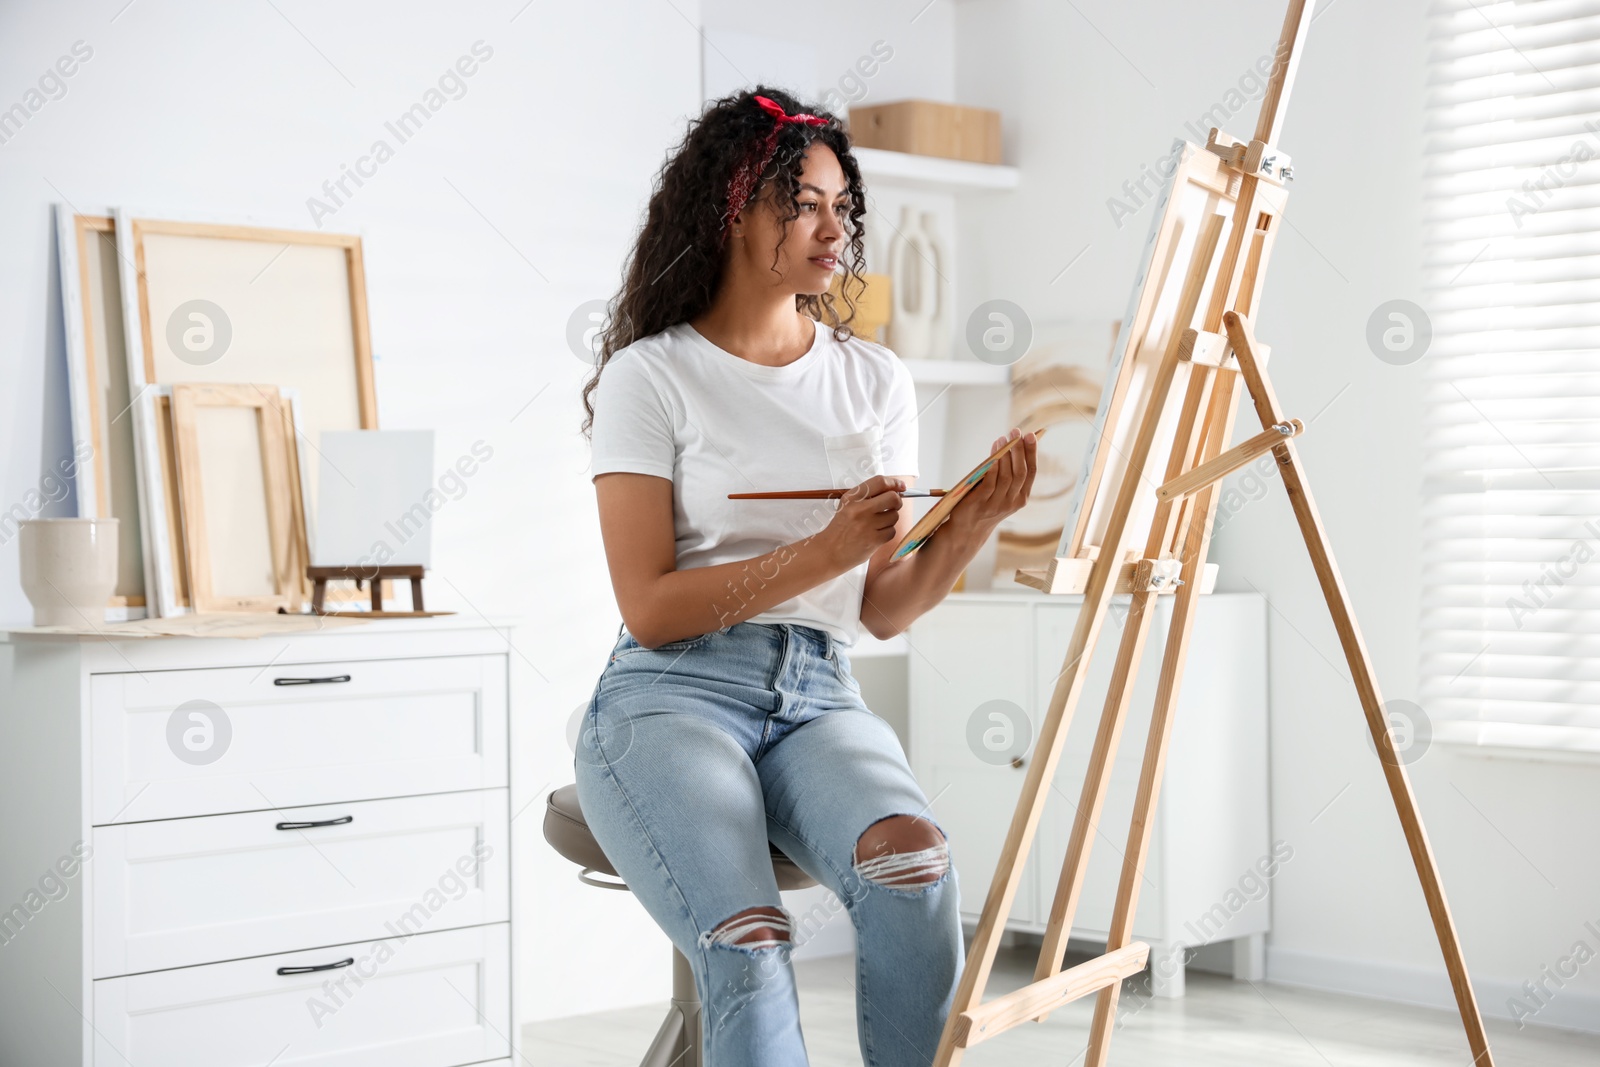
[18,517,119,627]
[921,209,953,360]
[886,204,936,358]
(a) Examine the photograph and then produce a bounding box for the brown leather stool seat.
[542,783,818,1066]
[544,783,817,891]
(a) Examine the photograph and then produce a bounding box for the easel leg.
[1275,444,1492,1062]
[1031,588,1157,989]
[1082,569,1201,1059]
[929,299,1206,1067]
[1034,368,1221,1002]
[1083,374,1241,1066]
[1224,311,1495,1065]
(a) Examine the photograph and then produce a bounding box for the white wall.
[954,0,1600,1032]
[701,0,956,109]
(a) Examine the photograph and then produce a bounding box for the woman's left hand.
[944,427,1039,538]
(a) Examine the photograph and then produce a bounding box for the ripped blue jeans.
[574,620,964,1067]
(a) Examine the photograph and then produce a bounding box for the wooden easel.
[931,3,1496,1065]
[304,564,454,618]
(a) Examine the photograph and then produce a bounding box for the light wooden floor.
[524,943,1600,1066]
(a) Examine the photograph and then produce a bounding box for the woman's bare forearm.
[858,517,994,640]
[629,533,851,647]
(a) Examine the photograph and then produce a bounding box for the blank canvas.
[313,431,435,568]
[1058,142,1241,561]
[135,228,371,538]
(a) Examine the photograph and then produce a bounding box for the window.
[1421,1,1600,754]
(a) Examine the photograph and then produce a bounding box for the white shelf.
[900,357,1011,386]
[854,146,1020,192]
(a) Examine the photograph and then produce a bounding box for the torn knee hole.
[702,905,791,950]
[853,814,950,888]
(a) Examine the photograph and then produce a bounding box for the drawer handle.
[276,815,354,831]
[277,956,355,976]
[273,673,352,686]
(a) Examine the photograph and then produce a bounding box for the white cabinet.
[0,617,519,1066]
[908,591,1270,997]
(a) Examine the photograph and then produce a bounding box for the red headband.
[720,95,830,247]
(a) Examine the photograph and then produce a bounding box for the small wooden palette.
[891,427,1046,562]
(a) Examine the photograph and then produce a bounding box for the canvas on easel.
[311,430,435,569]
[933,3,1497,1065]
[1014,137,1282,599]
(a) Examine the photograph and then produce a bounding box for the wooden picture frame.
[168,383,303,613]
[281,388,314,612]
[55,208,146,618]
[113,210,378,616]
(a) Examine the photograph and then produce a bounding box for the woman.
[576,86,1038,1066]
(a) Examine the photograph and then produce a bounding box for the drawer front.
[94,789,509,978]
[92,654,507,823]
[93,923,510,1067]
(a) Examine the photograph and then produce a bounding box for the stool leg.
[638,1009,684,1067]
[674,946,701,1067]
[640,948,700,1067]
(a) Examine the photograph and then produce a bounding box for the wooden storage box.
[847,99,1002,164]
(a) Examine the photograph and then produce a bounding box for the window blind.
[1421,0,1600,750]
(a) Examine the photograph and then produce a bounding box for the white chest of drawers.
[0,616,520,1067]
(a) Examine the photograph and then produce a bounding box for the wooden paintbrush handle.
[728,488,947,500]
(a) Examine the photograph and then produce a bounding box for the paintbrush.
[729,488,947,499]
[729,426,1047,501]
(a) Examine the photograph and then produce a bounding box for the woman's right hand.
[818,474,905,570]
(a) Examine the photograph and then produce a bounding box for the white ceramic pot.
[18,518,119,627]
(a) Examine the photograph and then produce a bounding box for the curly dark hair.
[579,85,869,439]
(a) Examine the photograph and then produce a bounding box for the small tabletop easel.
[932,4,1495,1065]
[305,564,449,617]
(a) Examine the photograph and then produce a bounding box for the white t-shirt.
[588,315,919,648]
